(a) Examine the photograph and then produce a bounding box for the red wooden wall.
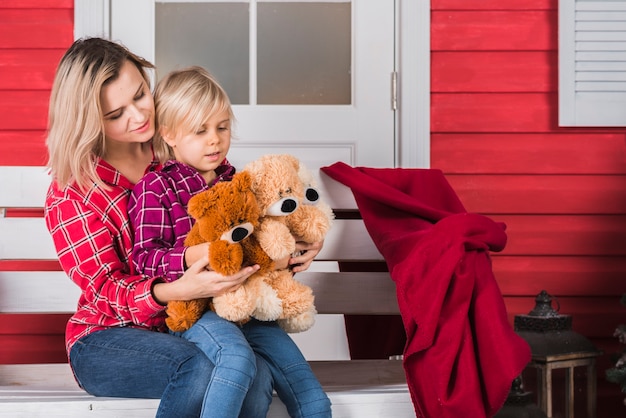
[430,0,626,416]
[0,0,73,364]
[2,0,626,415]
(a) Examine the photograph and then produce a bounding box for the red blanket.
[321,162,531,418]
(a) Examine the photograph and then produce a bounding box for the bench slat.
[0,271,397,314]
[0,362,412,418]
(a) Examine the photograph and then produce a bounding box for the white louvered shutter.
[559,0,626,127]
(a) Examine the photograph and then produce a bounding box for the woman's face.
[100,60,155,146]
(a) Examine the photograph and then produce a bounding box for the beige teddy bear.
[243,154,334,332]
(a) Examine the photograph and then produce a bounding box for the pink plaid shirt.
[45,158,167,355]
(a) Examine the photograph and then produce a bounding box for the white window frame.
[559,0,626,127]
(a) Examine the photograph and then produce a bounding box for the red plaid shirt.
[45,158,167,355]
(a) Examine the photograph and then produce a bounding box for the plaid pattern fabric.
[128,159,235,282]
[45,158,167,354]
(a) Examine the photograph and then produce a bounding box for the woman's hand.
[289,240,324,273]
[152,257,259,304]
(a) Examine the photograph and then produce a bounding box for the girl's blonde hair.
[153,66,234,149]
[46,37,170,190]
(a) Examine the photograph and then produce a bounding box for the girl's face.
[163,109,232,183]
[100,60,155,146]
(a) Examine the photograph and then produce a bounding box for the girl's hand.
[183,242,210,270]
[152,257,259,304]
[289,240,324,273]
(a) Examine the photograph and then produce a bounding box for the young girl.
[128,66,331,418]
[44,37,322,418]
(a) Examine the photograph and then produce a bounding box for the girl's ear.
[160,126,176,148]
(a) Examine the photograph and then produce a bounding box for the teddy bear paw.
[252,282,283,321]
[212,287,256,322]
[278,306,317,333]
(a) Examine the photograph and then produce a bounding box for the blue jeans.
[69,319,331,417]
[69,326,272,418]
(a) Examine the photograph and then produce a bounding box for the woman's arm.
[152,257,259,304]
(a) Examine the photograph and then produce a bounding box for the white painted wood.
[0,217,57,259]
[0,364,413,418]
[0,166,50,208]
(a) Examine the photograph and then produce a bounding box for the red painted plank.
[0,260,61,271]
[0,0,73,8]
[0,313,69,335]
[0,9,73,49]
[432,11,556,51]
[493,256,626,297]
[447,174,626,214]
[432,0,556,10]
[488,215,626,256]
[431,51,556,93]
[0,335,67,364]
[0,91,49,130]
[0,49,64,90]
[431,133,626,175]
[431,93,555,132]
[4,208,45,217]
[0,131,48,165]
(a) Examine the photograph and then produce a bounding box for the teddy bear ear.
[232,171,252,191]
[187,189,215,219]
[282,154,300,172]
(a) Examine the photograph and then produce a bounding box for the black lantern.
[514,290,602,418]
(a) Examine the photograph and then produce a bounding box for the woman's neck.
[103,142,153,184]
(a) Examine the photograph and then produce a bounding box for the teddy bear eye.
[303,187,320,205]
[221,222,254,244]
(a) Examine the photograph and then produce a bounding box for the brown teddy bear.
[165,171,275,332]
[243,154,334,332]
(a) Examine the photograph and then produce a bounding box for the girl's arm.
[129,172,188,281]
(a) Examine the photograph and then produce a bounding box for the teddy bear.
[165,171,276,332]
[242,154,334,332]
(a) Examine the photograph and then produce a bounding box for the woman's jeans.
[69,315,331,417]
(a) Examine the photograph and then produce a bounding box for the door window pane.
[155,3,250,104]
[257,2,351,105]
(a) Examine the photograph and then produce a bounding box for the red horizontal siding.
[0,9,73,49]
[432,51,556,93]
[0,49,64,90]
[0,91,49,130]
[432,0,555,10]
[431,133,626,175]
[0,0,73,8]
[0,131,47,165]
[493,256,626,297]
[448,174,626,214]
[432,11,556,51]
[432,93,555,132]
[432,1,626,413]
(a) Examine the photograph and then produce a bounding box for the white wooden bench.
[0,165,413,417]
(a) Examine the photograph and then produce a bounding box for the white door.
[103,0,396,170]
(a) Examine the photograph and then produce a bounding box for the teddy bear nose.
[281,199,297,213]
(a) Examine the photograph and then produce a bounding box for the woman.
[44,37,324,418]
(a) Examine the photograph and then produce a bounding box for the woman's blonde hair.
[46,37,170,190]
[153,66,234,148]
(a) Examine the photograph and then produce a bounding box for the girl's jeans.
[69,316,331,418]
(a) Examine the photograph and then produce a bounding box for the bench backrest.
[0,165,398,318]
